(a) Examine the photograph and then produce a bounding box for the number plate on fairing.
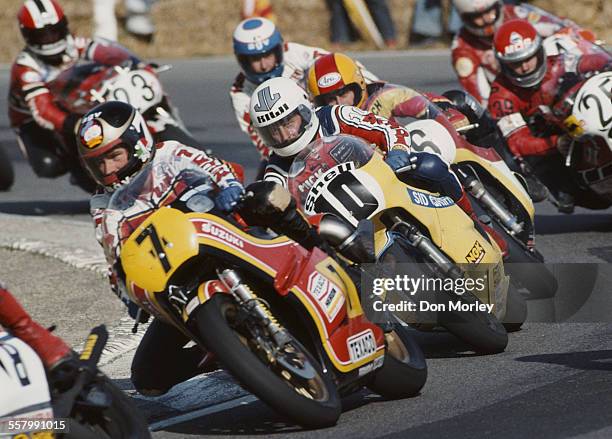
[104,69,163,112]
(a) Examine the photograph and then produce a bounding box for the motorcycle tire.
[367,324,427,399]
[0,146,15,191]
[438,290,509,354]
[64,375,151,439]
[503,283,527,332]
[381,241,508,354]
[194,293,342,429]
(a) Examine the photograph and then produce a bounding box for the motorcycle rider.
[451,0,600,106]
[78,101,245,396]
[487,19,612,213]
[230,17,377,173]
[9,0,141,191]
[306,52,548,202]
[250,76,508,255]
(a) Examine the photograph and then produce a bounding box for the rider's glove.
[215,180,244,212]
[385,149,418,173]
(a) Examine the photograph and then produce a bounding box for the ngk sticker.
[347,329,377,362]
[307,272,345,322]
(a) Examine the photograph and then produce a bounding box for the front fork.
[217,269,291,347]
[453,166,524,236]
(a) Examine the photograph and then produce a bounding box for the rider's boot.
[456,193,509,258]
[0,287,71,368]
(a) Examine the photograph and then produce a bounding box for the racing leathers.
[230,42,378,161]
[271,104,508,254]
[90,140,241,396]
[487,51,612,210]
[451,3,597,106]
[0,285,71,369]
[8,36,138,184]
[264,104,465,209]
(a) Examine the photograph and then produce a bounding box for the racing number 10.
[314,172,379,224]
[135,224,172,273]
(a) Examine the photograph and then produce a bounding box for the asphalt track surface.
[1,51,612,438]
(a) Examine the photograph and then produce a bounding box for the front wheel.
[367,324,427,399]
[63,375,151,439]
[439,291,509,354]
[193,293,341,429]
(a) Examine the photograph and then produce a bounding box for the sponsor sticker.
[199,221,245,248]
[307,272,345,322]
[80,120,103,148]
[347,329,377,363]
[465,241,486,263]
[318,72,342,88]
[408,189,454,208]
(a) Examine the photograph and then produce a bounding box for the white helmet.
[249,77,319,157]
[453,0,503,37]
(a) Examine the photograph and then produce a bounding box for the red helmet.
[18,0,69,62]
[494,19,546,88]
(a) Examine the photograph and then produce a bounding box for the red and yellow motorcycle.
[108,164,427,428]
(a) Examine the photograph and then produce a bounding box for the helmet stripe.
[26,0,60,28]
[315,54,345,93]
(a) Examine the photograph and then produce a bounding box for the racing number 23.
[135,223,172,273]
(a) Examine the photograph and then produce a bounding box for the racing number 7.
[135,224,172,273]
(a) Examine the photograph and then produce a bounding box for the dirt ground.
[0,0,609,62]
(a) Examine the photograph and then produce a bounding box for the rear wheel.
[367,324,427,398]
[193,293,341,429]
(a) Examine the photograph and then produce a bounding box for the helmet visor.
[257,105,313,151]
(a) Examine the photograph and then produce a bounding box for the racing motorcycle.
[111,164,427,428]
[0,325,150,438]
[49,60,195,146]
[401,116,558,300]
[288,134,519,351]
[552,71,612,207]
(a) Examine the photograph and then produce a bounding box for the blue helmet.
[232,18,284,84]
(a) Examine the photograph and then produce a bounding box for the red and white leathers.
[0,285,71,369]
[90,140,241,297]
[230,42,378,159]
[8,36,137,132]
[487,51,612,158]
[362,82,470,137]
[451,3,593,106]
[263,105,410,187]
